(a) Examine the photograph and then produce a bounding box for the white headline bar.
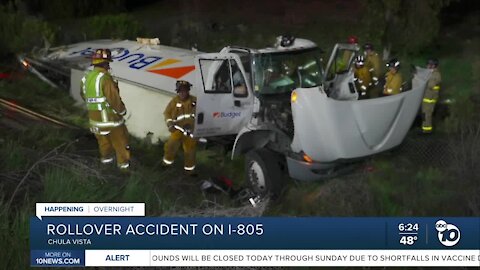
[36,203,145,220]
[85,250,480,267]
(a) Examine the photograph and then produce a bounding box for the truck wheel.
[245,149,284,197]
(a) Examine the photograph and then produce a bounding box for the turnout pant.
[163,130,197,171]
[421,102,436,133]
[421,91,439,133]
[95,124,130,169]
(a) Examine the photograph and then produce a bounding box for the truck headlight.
[302,153,313,163]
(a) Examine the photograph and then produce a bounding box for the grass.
[267,137,478,217]
[0,7,476,220]
[0,4,479,269]
[0,73,88,128]
[0,140,28,171]
[0,125,245,268]
[0,200,31,269]
[367,162,453,216]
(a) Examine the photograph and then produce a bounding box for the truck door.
[193,53,254,137]
[324,43,360,100]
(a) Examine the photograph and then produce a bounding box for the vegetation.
[0,1,478,268]
[0,122,251,268]
[0,1,145,56]
[0,73,248,268]
[268,132,480,217]
[360,0,455,54]
[85,14,146,41]
[0,73,87,126]
[0,5,56,55]
[11,0,128,20]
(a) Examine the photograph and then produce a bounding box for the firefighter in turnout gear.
[364,43,383,97]
[353,55,372,98]
[80,49,131,170]
[421,58,442,134]
[162,80,197,175]
[383,58,403,96]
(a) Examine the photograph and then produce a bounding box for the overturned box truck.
[21,36,431,196]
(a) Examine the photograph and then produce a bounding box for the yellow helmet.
[92,49,113,65]
[176,80,192,92]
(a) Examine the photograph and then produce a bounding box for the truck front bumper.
[286,156,337,181]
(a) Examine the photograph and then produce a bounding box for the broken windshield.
[253,48,323,94]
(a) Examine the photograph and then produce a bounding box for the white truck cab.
[192,36,430,195]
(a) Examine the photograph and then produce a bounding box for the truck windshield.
[253,48,323,94]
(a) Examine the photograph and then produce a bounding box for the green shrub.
[85,14,145,40]
[0,6,56,54]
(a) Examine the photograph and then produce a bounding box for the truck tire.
[245,149,285,197]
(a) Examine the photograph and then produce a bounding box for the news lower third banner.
[30,203,480,267]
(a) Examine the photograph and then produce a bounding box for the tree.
[361,0,454,55]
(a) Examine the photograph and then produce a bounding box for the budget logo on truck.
[213,112,241,119]
[69,47,195,79]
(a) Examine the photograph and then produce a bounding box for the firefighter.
[383,58,403,96]
[162,80,198,176]
[364,43,383,97]
[421,58,442,134]
[80,49,131,170]
[353,55,372,98]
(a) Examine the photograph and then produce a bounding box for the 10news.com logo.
[435,220,461,247]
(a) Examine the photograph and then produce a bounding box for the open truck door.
[193,53,254,137]
[324,43,360,100]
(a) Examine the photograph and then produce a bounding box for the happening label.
[35,203,145,220]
